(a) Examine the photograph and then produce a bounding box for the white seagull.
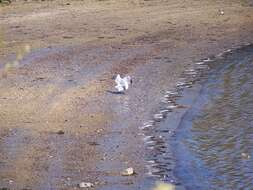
[114,74,132,92]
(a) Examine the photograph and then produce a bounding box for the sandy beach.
[0,0,253,189]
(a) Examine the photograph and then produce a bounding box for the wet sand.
[0,0,253,189]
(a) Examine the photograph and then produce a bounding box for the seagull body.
[115,74,132,92]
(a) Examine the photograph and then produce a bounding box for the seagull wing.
[126,76,131,83]
[115,74,122,85]
[123,78,129,90]
[122,76,132,90]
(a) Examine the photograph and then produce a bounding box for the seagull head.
[125,76,132,84]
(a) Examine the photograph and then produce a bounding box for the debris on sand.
[121,167,135,176]
[79,182,94,188]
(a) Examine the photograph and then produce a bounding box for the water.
[174,45,253,189]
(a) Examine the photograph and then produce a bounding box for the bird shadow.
[106,90,125,95]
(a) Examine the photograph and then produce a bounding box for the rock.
[96,129,103,133]
[121,167,135,176]
[160,109,170,115]
[79,182,94,188]
[241,152,250,159]
[56,130,64,135]
[219,10,224,15]
[154,113,163,121]
[167,105,178,109]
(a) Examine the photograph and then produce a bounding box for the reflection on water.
[174,45,253,189]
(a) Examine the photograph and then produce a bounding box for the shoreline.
[139,43,253,189]
[170,43,253,189]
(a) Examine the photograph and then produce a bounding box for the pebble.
[57,130,64,135]
[79,182,94,188]
[167,105,178,109]
[143,135,153,142]
[241,153,251,159]
[121,167,135,176]
[185,71,197,75]
[164,94,170,98]
[176,81,186,87]
[166,91,178,95]
[195,61,204,65]
[195,65,209,70]
[146,140,155,145]
[147,160,155,164]
[161,97,169,103]
[147,146,154,150]
[143,120,154,125]
[185,68,195,72]
[224,49,232,53]
[216,52,224,57]
[154,113,163,121]
[140,124,152,130]
[160,109,170,115]
[203,58,213,62]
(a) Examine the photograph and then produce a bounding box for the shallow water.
[174,45,253,189]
